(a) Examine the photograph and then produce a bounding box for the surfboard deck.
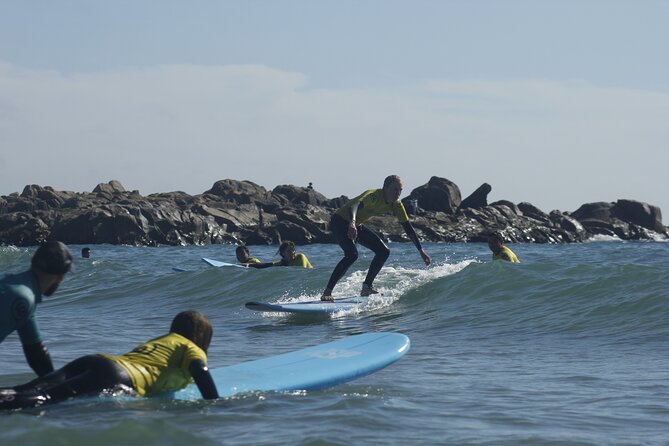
[202,257,247,269]
[245,296,370,314]
[169,332,410,400]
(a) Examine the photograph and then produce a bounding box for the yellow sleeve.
[180,342,208,369]
[292,254,313,268]
[392,201,409,223]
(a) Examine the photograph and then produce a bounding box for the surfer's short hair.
[488,232,505,243]
[278,241,295,254]
[170,311,213,353]
[383,175,402,189]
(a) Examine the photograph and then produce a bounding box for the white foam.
[584,234,622,242]
[323,259,475,316]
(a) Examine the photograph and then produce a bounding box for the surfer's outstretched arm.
[401,221,431,266]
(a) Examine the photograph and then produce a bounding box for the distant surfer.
[247,241,313,269]
[0,241,73,378]
[322,175,431,301]
[0,311,219,410]
[488,232,520,263]
[235,245,261,265]
[81,247,91,258]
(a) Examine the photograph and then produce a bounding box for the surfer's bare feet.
[321,289,334,302]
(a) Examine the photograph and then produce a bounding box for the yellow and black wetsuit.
[326,189,423,291]
[101,332,207,396]
[1,333,212,410]
[272,253,313,268]
[493,246,520,263]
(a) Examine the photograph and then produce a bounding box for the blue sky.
[1,1,667,223]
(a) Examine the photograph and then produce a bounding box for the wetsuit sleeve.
[23,341,54,377]
[401,221,423,251]
[17,311,43,347]
[189,359,219,399]
[247,262,276,269]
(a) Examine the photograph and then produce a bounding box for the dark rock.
[272,185,329,207]
[408,176,461,214]
[571,202,615,222]
[517,202,549,222]
[460,183,492,210]
[612,199,665,233]
[204,179,271,205]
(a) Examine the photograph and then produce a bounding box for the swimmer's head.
[236,245,250,262]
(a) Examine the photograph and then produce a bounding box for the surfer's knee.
[342,244,358,263]
[376,245,390,262]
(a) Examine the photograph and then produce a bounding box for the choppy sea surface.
[1,240,668,446]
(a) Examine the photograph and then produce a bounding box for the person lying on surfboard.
[0,311,219,410]
[246,241,313,269]
[322,175,431,301]
[235,245,262,265]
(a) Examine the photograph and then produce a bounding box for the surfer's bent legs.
[325,215,390,292]
[357,226,390,288]
[1,355,132,410]
[325,215,359,292]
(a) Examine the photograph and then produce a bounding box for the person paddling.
[246,241,313,269]
[0,241,73,378]
[0,311,218,410]
[235,245,261,265]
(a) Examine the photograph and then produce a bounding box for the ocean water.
[1,240,668,445]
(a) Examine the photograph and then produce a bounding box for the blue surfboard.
[202,257,247,269]
[170,332,410,400]
[245,296,370,314]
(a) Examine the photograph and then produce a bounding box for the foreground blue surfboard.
[245,296,370,314]
[202,257,247,269]
[170,332,410,400]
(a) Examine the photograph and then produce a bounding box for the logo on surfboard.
[309,348,362,360]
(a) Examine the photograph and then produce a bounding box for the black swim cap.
[31,241,73,275]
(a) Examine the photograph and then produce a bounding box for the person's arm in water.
[401,221,432,266]
[246,262,276,269]
[189,359,219,399]
[22,341,54,377]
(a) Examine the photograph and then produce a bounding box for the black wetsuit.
[0,355,131,410]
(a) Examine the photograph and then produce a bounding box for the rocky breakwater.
[0,177,666,246]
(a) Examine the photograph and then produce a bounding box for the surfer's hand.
[419,249,432,266]
[348,221,357,240]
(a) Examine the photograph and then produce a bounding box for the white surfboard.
[202,257,247,269]
[170,332,410,400]
[245,296,370,314]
